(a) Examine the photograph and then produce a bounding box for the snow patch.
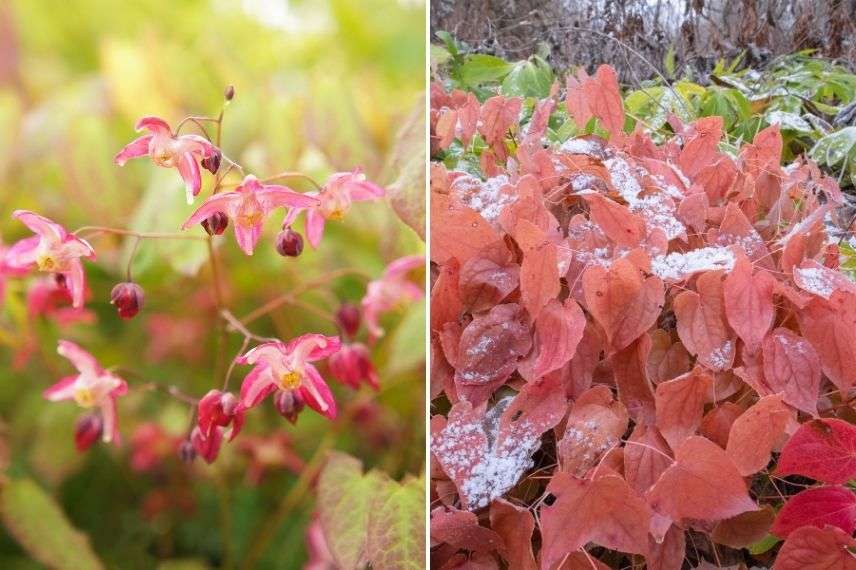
[650,246,736,281]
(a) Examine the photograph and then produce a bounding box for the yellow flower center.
[73,387,96,408]
[36,253,56,271]
[326,209,346,221]
[151,148,178,168]
[237,211,262,227]
[279,371,302,390]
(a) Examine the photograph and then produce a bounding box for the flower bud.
[110,282,144,319]
[329,343,379,390]
[275,228,304,257]
[219,392,238,416]
[201,149,222,174]
[75,414,103,451]
[201,211,229,236]
[179,439,197,463]
[335,303,361,338]
[274,390,305,424]
[224,84,235,101]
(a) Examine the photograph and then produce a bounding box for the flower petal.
[12,210,65,241]
[4,236,40,268]
[285,333,341,362]
[113,134,153,166]
[43,375,79,401]
[239,342,286,366]
[182,192,241,229]
[305,208,326,248]
[233,218,263,255]
[345,178,385,201]
[57,339,101,376]
[300,365,337,419]
[258,185,321,210]
[239,365,277,409]
[177,134,217,158]
[100,396,120,444]
[63,259,87,309]
[135,116,172,134]
[384,255,424,279]
[177,152,202,204]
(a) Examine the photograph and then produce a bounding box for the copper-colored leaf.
[726,394,792,476]
[655,368,713,450]
[776,418,856,484]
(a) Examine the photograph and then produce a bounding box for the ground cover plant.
[429,48,856,568]
[0,2,426,568]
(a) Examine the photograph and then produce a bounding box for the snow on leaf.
[771,486,856,539]
[793,260,856,300]
[650,247,736,282]
[673,270,735,371]
[776,419,856,484]
[646,436,756,523]
[430,192,500,265]
[454,303,531,387]
[458,255,519,313]
[557,386,628,477]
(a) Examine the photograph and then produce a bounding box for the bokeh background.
[0,0,425,568]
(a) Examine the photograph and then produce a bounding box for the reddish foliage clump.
[430,64,856,568]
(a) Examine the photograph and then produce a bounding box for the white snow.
[450,174,518,225]
[650,246,736,281]
[793,266,835,299]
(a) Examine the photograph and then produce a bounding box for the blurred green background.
[0,0,425,568]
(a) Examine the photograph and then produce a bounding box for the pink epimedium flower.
[361,255,425,340]
[237,334,341,420]
[27,277,95,326]
[282,169,385,248]
[44,340,128,445]
[7,210,95,308]
[114,116,220,204]
[182,174,319,255]
[328,342,379,390]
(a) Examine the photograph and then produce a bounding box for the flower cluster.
[1,91,423,469]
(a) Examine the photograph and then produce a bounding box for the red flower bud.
[110,282,144,319]
[75,414,103,452]
[329,343,379,390]
[191,426,222,464]
[274,390,305,424]
[201,211,229,236]
[224,85,235,101]
[201,149,222,174]
[335,303,361,338]
[275,228,304,257]
[179,439,197,463]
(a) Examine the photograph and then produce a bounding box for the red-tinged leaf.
[431,192,500,265]
[459,92,480,147]
[712,505,776,548]
[646,523,685,570]
[711,202,770,264]
[610,334,656,424]
[458,256,519,313]
[655,367,714,450]
[583,65,625,141]
[741,124,783,171]
[793,260,856,300]
[489,499,536,570]
[583,193,646,248]
[673,270,735,371]
[699,402,743,449]
[678,116,723,178]
[516,219,560,320]
[583,258,664,353]
[726,394,792,476]
[518,299,586,381]
[540,472,650,569]
[798,291,856,392]
[454,303,531,387]
[723,256,775,354]
[558,386,629,477]
[676,191,708,235]
[430,506,505,552]
[435,109,457,150]
[776,418,856,484]
[523,97,555,147]
[761,328,821,415]
[647,331,691,385]
[772,486,856,539]
[431,258,462,333]
[563,320,604,398]
[695,157,737,205]
[565,69,592,129]
[646,436,756,522]
[440,552,500,569]
[557,553,611,570]
[771,525,856,570]
[431,379,565,510]
[624,423,673,496]
[479,96,522,149]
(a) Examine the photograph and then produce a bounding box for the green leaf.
[384,99,426,240]
[317,452,389,570]
[810,127,856,167]
[664,46,676,79]
[384,297,427,376]
[365,475,425,570]
[748,533,781,555]
[500,57,553,98]
[0,478,103,570]
[459,54,512,87]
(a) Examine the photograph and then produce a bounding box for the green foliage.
[0,478,103,570]
[316,452,425,570]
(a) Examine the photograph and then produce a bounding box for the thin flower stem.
[221,309,277,343]
[73,226,208,241]
[136,381,198,405]
[240,268,372,325]
[125,236,142,282]
[223,336,250,391]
